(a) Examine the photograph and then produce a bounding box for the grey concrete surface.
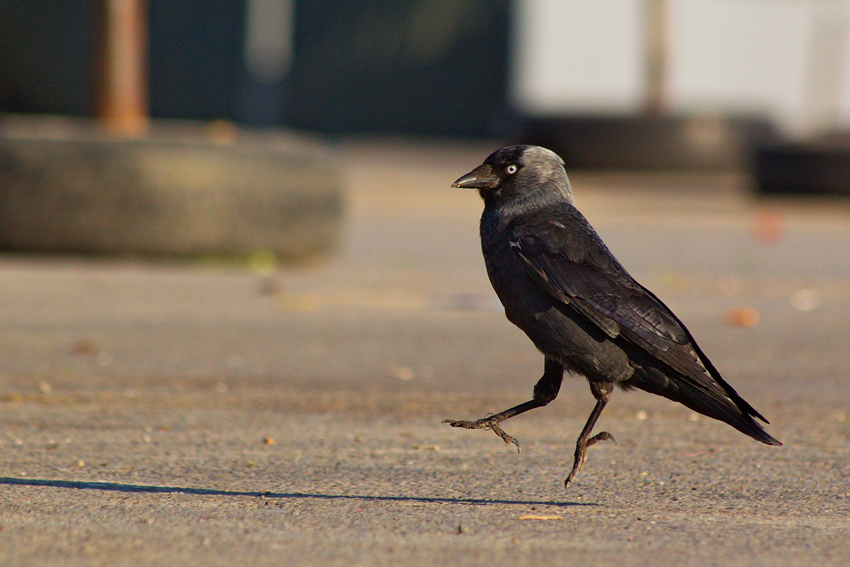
[1,138,850,566]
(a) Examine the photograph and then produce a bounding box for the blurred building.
[513,0,850,138]
[0,0,510,137]
[2,1,850,139]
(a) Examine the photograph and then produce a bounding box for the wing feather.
[508,210,748,410]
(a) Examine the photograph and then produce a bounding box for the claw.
[587,431,616,448]
[564,454,585,488]
[490,423,521,453]
[564,430,617,488]
[443,417,521,453]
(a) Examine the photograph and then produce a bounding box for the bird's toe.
[490,423,521,452]
[587,431,617,447]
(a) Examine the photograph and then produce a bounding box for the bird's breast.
[478,210,633,382]
[480,221,557,326]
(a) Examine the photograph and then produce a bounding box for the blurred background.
[3,0,850,227]
[4,0,850,138]
[0,0,849,381]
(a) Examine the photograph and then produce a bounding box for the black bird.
[444,145,781,487]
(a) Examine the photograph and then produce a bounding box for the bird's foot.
[442,417,521,452]
[564,431,617,488]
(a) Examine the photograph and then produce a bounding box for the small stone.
[385,365,415,381]
[791,289,821,311]
[71,339,98,355]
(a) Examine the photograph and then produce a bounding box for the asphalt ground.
[1,139,849,566]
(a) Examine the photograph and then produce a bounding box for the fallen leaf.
[751,209,784,245]
[727,307,759,327]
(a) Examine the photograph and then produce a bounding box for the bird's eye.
[506,164,518,174]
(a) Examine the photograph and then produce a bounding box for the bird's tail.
[629,365,782,447]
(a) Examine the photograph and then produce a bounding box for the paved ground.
[1,139,849,566]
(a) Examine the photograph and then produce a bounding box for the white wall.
[511,0,647,114]
[510,0,850,136]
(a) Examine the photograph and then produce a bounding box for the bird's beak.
[451,164,498,189]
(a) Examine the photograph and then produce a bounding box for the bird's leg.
[444,359,563,452]
[443,399,542,451]
[565,382,617,487]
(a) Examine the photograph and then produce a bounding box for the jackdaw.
[444,145,781,487]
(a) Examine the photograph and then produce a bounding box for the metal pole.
[645,0,667,116]
[95,0,149,134]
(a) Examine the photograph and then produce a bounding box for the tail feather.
[628,365,782,447]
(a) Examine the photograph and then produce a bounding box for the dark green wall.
[0,0,509,137]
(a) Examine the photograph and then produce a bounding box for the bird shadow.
[0,477,593,507]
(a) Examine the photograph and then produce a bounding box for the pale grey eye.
[506,164,518,174]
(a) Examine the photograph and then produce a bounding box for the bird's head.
[452,145,574,210]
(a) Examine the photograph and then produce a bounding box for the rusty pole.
[95,0,149,134]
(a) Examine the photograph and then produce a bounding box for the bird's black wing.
[508,208,769,423]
